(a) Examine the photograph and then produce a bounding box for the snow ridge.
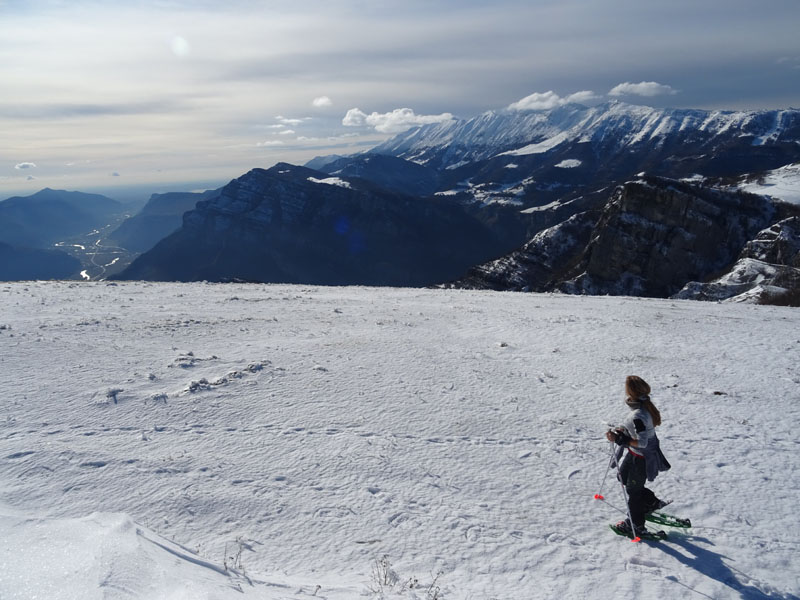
[370,101,800,168]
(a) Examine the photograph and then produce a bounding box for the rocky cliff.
[558,178,778,297]
[452,177,800,302]
[117,164,507,286]
[675,216,800,305]
[110,189,220,253]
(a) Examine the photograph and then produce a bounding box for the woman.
[606,375,671,537]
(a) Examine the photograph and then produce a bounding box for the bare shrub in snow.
[223,536,247,574]
[368,555,445,599]
[369,555,399,594]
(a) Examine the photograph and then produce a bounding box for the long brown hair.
[626,375,661,427]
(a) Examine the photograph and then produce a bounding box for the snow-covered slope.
[370,105,588,167]
[0,508,252,599]
[740,163,800,205]
[370,102,800,170]
[2,282,799,599]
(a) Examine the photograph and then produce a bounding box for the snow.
[752,111,788,146]
[0,510,248,600]
[740,163,800,205]
[520,200,563,213]
[368,103,798,171]
[554,159,582,169]
[500,132,570,156]
[681,174,706,184]
[1,281,800,599]
[307,177,352,189]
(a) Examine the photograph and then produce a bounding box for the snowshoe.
[610,519,667,541]
[645,511,692,529]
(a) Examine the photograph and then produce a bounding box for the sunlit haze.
[2,0,799,200]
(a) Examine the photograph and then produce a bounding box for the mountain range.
[115,101,800,303]
[4,101,800,302]
[0,188,123,248]
[0,188,125,281]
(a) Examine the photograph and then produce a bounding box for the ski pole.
[593,441,617,500]
[614,447,641,543]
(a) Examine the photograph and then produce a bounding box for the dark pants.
[619,452,659,528]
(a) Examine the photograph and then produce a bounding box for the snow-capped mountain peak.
[369,102,800,170]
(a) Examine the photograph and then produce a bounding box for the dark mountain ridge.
[0,188,123,248]
[0,241,81,281]
[109,189,220,253]
[117,164,508,286]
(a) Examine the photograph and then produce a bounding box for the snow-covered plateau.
[740,163,800,206]
[1,282,799,600]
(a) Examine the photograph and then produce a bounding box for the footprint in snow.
[313,506,356,520]
[6,451,34,459]
[464,524,504,543]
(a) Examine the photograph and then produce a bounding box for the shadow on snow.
[656,535,799,600]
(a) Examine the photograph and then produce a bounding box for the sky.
[2,0,799,201]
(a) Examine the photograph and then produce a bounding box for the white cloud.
[608,81,677,97]
[508,90,599,111]
[564,90,601,105]
[256,140,284,147]
[777,56,800,70]
[312,96,333,108]
[342,107,454,134]
[278,129,295,135]
[14,162,37,170]
[276,116,304,126]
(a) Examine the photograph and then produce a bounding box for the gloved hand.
[610,428,631,447]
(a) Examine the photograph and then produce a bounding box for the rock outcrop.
[453,177,798,301]
[558,178,777,297]
[675,217,800,305]
[451,210,601,291]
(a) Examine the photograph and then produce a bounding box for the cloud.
[342,107,454,134]
[14,162,37,170]
[278,129,296,135]
[312,96,333,108]
[256,140,284,147]
[27,175,36,181]
[276,116,304,126]
[111,172,120,177]
[508,90,600,111]
[608,81,677,97]
[777,56,800,70]
[564,90,601,105]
